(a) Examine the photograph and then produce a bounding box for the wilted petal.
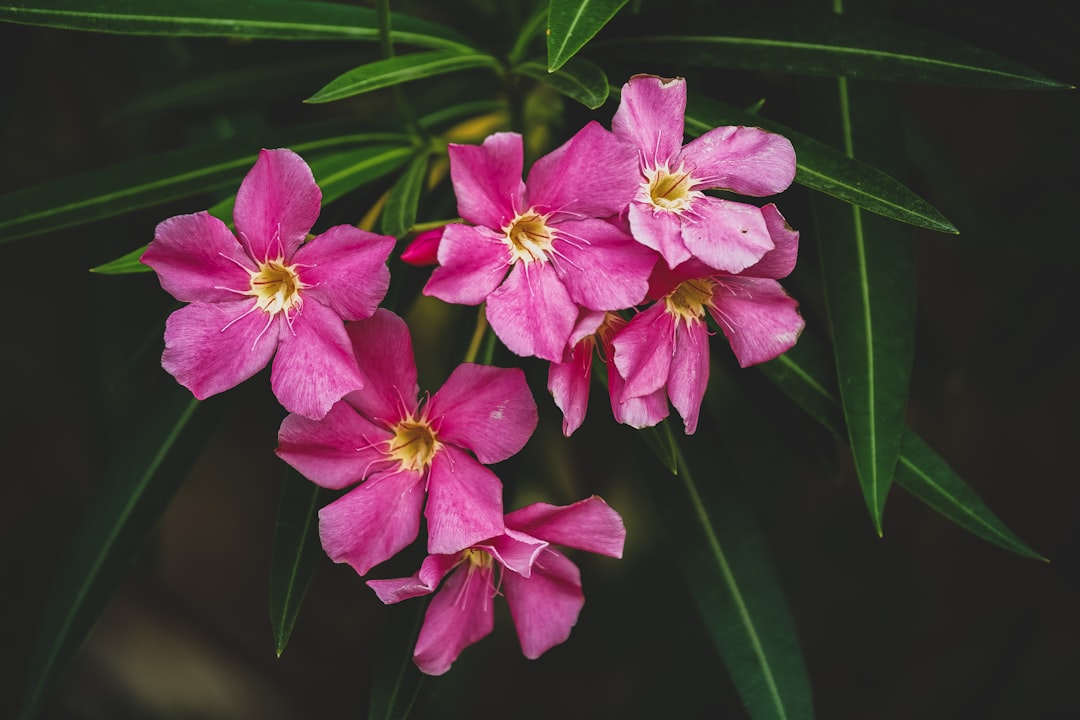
[548,339,593,436]
[161,300,277,400]
[342,309,419,423]
[428,364,537,464]
[295,225,393,321]
[505,496,626,558]
[318,469,426,576]
[425,446,504,555]
[554,218,656,310]
[612,303,675,401]
[667,318,710,434]
[142,212,252,303]
[367,552,463,604]
[486,262,576,361]
[271,300,364,419]
[612,75,687,164]
[424,224,509,305]
[503,548,583,660]
[680,197,773,274]
[679,125,796,197]
[449,133,525,229]
[477,529,548,578]
[412,562,496,675]
[710,277,804,367]
[276,402,392,490]
[233,148,321,260]
[627,201,692,269]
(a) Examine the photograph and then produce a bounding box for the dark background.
[2,1,1077,718]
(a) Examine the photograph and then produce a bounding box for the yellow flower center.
[644,164,701,213]
[503,210,554,264]
[386,418,441,473]
[664,278,716,326]
[249,259,304,316]
[462,547,493,570]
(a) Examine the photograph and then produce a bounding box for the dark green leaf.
[0,0,475,50]
[19,384,224,720]
[684,94,957,233]
[547,0,630,72]
[516,56,608,108]
[760,335,1044,560]
[368,601,427,720]
[381,152,430,238]
[638,424,815,720]
[269,468,326,657]
[595,12,1070,88]
[306,51,500,104]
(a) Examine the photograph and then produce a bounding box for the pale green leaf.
[547,0,629,72]
[306,51,500,104]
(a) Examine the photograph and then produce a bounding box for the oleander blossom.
[141,148,395,419]
[613,74,797,273]
[423,123,658,361]
[367,496,626,675]
[275,309,538,575]
[613,205,805,433]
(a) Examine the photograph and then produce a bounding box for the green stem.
[375,0,425,141]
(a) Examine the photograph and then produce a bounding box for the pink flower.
[613,205,805,433]
[400,225,447,266]
[275,309,538,575]
[368,496,626,675]
[141,148,395,419]
[423,123,658,361]
[613,74,797,273]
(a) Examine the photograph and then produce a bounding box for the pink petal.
[612,75,687,164]
[424,224,509,306]
[233,149,321,261]
[276,402,393,490]
[740,204,800,280]
[366,552,463,604]
[411,562,496,675]
[161,300,277,400]
[342,309,419,423]
[400,226,446,266]
[610,381,669,429]
[709,277,804,367]
[486,262,576,361]
[548,339,593,436]
[428,364,537,464]
[612,303,675,401]
[627,200,692,269]
[294,224,393,321]
[318,470,426,576]
[505,496,626,558]
[142,212,253,303]
[525,121,639,219]
[680,197,774,274]
[503,548,583,660]
[425,446,505,555]
[553,218,656,310]
[448,133,525,229]
[679,125,796,196]
[270,299,365,419]
[667,317,710,434]
[477,529,548,578]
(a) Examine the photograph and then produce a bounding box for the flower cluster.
[142,73,800,675]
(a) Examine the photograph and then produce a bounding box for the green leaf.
[683,94,957,234]
[594,11,1070,89]
[516,56,609,108]
[547,0,629,72]
[19,383,224,720]
[759,335,1044,560]
[0,0,475,50]
[306,51,500,104]
[381,152,430,238]
[0,128,410,243]
[269,468,326,657]
[368,601,427,720]
[638,424,815,720]
[90,244,153,275]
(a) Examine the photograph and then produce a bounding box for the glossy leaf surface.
[516,56,609,108]
[306,51,499,104]
[547,0,629,71]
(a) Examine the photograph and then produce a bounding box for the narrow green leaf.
[306,51,500,104]
[19,384,224,720]
[595,12,1070,89]
[683,94,957,233]
[516,56,608,108]
[547,0,629,72]
[637,424,814,720]
[368,600,427,720]
[90,245,152,275]
[269,468,326,657]
[0,0,475,50]
[0,128,409,243]
[759,335,1044,560]
[381,152,430,238]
